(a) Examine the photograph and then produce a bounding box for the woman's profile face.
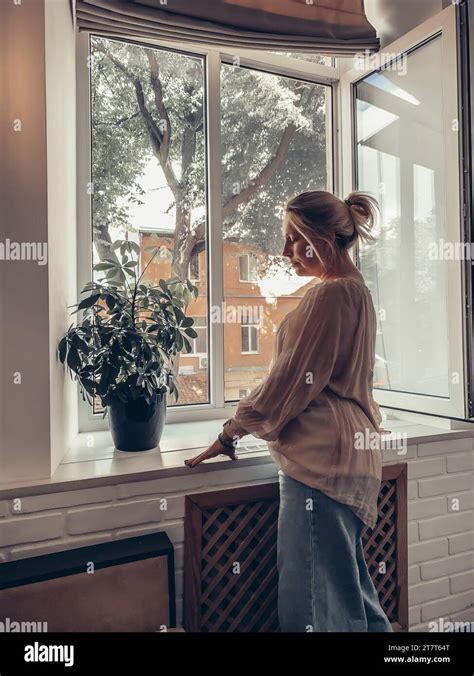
[282,216,324,277]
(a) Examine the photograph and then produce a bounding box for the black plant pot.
[107,394,167,452]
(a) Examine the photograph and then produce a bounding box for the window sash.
[339,4,468,420]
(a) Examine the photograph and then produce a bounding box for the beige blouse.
[223,277,384,531]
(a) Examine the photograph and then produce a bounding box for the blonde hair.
[284,190,379,273]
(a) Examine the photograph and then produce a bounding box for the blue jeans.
[277,470,394,632]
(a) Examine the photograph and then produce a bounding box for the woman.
[184,190,392,633]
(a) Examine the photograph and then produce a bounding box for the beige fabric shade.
[74,0,380,55]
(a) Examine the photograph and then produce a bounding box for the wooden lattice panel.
[184,464,407,632]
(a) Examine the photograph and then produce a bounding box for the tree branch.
[145,51,172,164]
[222,122,297,218]
[95,42,180,197]
[94,111,141,127]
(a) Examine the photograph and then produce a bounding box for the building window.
[188,316,207,355]
[240,309,259,354]
[239,253,258,282]
[188,251,200,282]
[239,388,252,398]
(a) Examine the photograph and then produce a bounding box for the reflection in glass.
[355,36,449,397]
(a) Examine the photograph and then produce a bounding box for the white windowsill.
[0,413,473,498]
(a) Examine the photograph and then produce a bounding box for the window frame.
[76,31,337,432]
[76,12,474,432]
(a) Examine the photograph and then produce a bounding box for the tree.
[90,37,328,278]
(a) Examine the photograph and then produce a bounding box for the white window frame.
[77,7,472,432]
[339,4,469,420]
[76,32,337,432]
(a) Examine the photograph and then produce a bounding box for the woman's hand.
[184,436,237,468]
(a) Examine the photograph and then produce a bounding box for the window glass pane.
[355,36,449,397]
[90,36,209,409]
[250,326,258,353]
[241,327,249,353]
[189,252,200,281]
[195,317,207,354]
[239,254,249,281]
[221,64,331,401]
[248,253,258,281]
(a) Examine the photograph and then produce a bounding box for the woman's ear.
[318,239,333,260]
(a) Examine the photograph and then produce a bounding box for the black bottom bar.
[0,632,472,675]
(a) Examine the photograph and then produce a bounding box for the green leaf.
[71,334,90,353]
[82,281,99,292]
[66,346,81,371]
[94,262,117,271]
[174,306,185,323]
[77,293,101,310]
[81,378,98,393]
[58,337,67,363]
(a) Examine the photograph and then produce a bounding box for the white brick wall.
[1,436,473,632]
[406,438,474,632]
[0,462,280,627]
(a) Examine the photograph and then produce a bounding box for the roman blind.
[74,0,380,54]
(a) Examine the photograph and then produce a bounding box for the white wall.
[0,0,77,483]
[365,0,446,48]
[45,0,78,475]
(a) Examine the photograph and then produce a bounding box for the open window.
[77,33,335,432]
[339,5,470,420]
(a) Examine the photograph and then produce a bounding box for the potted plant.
[58,239,198,451]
